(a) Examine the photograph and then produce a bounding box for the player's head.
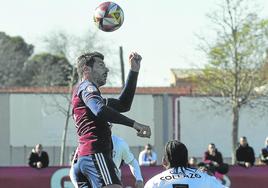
[77,52,109,86]
[239,136,248,147]
[35,144,43,154]
[208,143,216,153]
[145,143,153,154]
[162,140,188,169]
[188,156,197,167]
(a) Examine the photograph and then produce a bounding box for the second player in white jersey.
[144,167,226,188]
[112,135,144,187]
[145,140,227,188]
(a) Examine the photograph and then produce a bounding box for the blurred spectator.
[260,137,268,165]
[203,143,229,174]
[139,144,157,166]
[188,156,198,168]
[236,136,255,168]
[28,144,49,169]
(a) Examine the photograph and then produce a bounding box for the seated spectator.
[260,137,268,165]
[236,136,255,168]
[188,156,198,168]
[203,143,229,174]
[139,144,157,166]
[28,144,49,169]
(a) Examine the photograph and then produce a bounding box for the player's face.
[208,144,215,153]
[146,148,152,155]
[189,158,196,166]
[240,138,247,147]
[35,145,42,154]
[91,57,109,87]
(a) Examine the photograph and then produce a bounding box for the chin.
[99,81,106,87]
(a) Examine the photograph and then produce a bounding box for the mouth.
[103,73,108,79]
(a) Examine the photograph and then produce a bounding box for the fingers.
[137,126,151,138]
[129,52,142,61]
[133,122,151,138]
[129,52,135,60]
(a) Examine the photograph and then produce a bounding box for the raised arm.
[120,139,144,182]
[80,87,151,138]
[106,52,141,112]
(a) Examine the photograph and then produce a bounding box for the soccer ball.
[93,2,124,32]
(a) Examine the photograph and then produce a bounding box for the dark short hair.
[76,51,104,78]
[145,144,152,150]
[164,140,188,168]
[209,143,215,147]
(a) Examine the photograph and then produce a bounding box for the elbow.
[95,106,108,120]
[121,105,131,112]
[96,109,104,119]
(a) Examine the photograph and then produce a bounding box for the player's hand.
[129,52,142,72]
[245,162,252,168]
[212,161,219,167]
[150,160,157,166]
[37,161,43,168]
[133,122,151,138]
[135,180,144,188]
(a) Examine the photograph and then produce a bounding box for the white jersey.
[112,135,134,168]
[139,150,158,166]
[144,167,227,188]
[112,135,143,181]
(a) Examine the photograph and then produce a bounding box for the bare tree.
[194,0,268,163]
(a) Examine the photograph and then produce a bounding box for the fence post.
[10,145,12,165]
[53,145,56,166]
[24,145,27,164]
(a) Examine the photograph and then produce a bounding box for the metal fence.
[9,145,76,166]
[8,145,144,166]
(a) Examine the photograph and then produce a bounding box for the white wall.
[180,97,268,159]
[9,93,154,148]
[7,93,268,164]
[102,94,155,147]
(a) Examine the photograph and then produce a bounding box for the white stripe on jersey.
[95,153,112,185]
[99,153,113,184]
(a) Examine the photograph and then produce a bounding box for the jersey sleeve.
[79,82,135,127]
[79,83,105,115]
[106,71,138,112]
[121,140,135,164]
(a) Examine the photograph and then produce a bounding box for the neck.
[210,151,215,155]
[81,77,99,87]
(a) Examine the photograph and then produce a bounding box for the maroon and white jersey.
[72,80,112,156]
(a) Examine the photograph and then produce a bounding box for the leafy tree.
[195,0,268,163]
[23,53,73,86]
[0,32,33,86]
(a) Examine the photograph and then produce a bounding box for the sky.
[0,0,268,86]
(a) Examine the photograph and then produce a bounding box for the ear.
[83,65,92,74]
[162,156,169,169]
